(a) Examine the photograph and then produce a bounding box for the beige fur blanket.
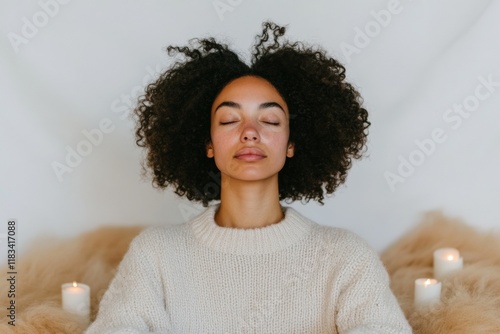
[0,226,143,333]
[1,213,499,333]
[381,211,500,333]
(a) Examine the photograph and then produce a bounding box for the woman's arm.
[334,233,412,334]
[85,228,171,334]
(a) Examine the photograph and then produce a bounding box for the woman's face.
[207,75,294,184]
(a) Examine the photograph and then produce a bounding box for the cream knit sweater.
[86,206,412,334]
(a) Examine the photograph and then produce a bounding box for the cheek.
[210,131,234,166]
[211,131,232,151]
[265,132,290,157]
[266,128,290,145]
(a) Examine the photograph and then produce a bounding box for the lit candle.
[61,282,90,322]
[414,278,441,308]
[433,248,463,280]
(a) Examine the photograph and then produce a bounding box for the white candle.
[414,278,441,308]
[433,248,463,280]
[61,282,90,322]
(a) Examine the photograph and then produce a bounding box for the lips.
[234,147,267,161]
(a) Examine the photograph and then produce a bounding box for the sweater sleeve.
[85,228,171,334]
[334,232,412,334]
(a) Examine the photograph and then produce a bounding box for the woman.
[86,22,411,333]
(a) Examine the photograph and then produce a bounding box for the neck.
[215,176,284,229]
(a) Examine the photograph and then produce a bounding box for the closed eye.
[263,121,280,125]
[219,121,238,125]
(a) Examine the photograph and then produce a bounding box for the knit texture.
[86,206,411,334]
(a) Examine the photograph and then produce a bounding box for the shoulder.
[287,208,382,268]
[287,207,374,252]
[317,224,374,254]
[129,207,213,251]
[128,221,188,253]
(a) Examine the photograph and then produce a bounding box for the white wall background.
[1,0,499,261]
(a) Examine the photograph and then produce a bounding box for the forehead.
[212,75,287,109]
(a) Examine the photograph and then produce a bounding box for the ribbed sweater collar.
[188,205,314,255]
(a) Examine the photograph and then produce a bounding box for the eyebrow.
[214,101,285,113]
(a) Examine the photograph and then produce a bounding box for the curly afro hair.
[135,22,369,206]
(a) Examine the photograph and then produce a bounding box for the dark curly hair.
[135,22,369,206]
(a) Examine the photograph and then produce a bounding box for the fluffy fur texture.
[0,226,143,333]
[2,212,499,333]
[381,211,500,333]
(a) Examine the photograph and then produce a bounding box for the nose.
[240,122,260,143]
[243,135,257,141]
